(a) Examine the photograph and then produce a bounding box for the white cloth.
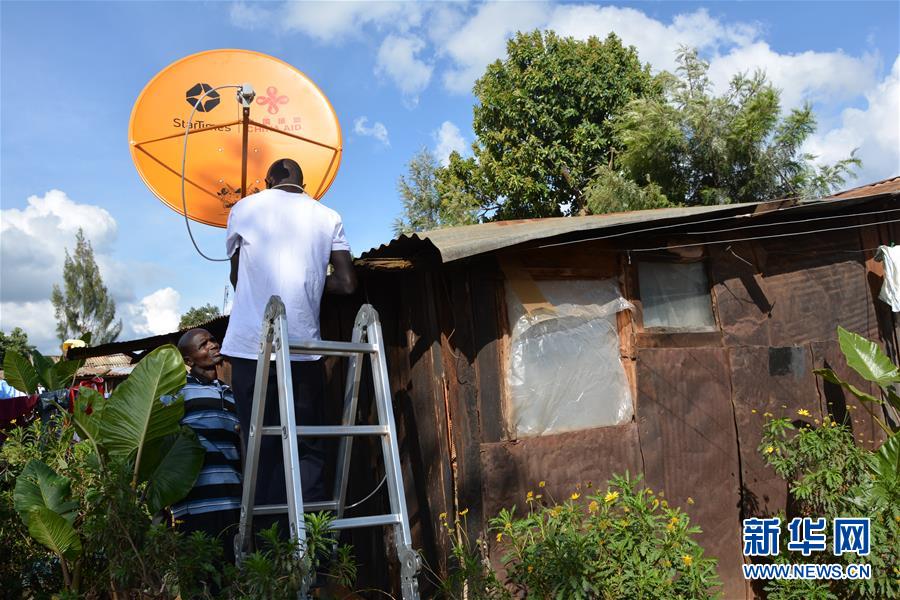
[876,245,900,312]
[221,189,351,360]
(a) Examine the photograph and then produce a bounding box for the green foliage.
[760,418,899,599]
[2,346,84,395]
[440,474,720,599]
[179,303,222,330]
[0,347,360,598]
[584,165,673,214]
[614,47,860,207]
[394,147,478,235]
[51,228,122,345]
[814,326,900,433]
[0,327,33,365]
[446,30,657,219]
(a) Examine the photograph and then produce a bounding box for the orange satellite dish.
[129,49,342,228]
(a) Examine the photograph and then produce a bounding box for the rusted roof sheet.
[362,176,900,264]
[76,353,134,377]
[831,176,900,199]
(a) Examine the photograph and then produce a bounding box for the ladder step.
[253,500,339,516]
[285,340,378,357]
[260,425,389,437]
[251,505,401,529]
[330,514,402,530]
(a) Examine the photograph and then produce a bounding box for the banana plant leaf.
[27,506,82,561]
[72,388,107,445]
[30,350,56,391]
[14,460,78,526]
[97,345,186,477]
[838,326,900,387]
[2,350,40,395]
[814,368,881,404]
[138,427,205,513]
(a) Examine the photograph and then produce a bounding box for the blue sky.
[2,1,898,353]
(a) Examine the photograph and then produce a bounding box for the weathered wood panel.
[636,347,746,600]
[479,423,643,520]
[728,345,822,520]
[810,340,888,451]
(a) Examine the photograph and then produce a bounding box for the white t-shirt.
[221,189,351,361]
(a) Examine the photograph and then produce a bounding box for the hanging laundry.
[875,245,900,311]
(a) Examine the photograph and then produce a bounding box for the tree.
[444,30,658,220]
[0,327,33,365]
[51,229,122,345]
[393,148,478,235]
[178,303,221,330]
[607,47,860,209]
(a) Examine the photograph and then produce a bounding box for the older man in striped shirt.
[172,328,242,562]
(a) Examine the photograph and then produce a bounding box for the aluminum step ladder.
[236,296,421,599]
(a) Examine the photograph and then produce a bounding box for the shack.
[71,176,899,597]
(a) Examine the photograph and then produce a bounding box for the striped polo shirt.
[170,374,242,518]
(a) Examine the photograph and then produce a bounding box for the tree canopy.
[51,229,122,345]
[597,48,859,211]
[0,327,33,365]
[178,304,222,330]
[445,30,657,220]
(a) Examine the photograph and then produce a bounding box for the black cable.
[181,84,242,262]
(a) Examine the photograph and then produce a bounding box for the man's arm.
[325,250,357,295]
[230,249,239,289]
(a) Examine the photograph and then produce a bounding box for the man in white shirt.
[222,158,357,523]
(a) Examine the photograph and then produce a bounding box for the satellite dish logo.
[185,83,220,112]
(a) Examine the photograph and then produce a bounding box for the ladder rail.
[236,310,276,559]
[237,296,420,600]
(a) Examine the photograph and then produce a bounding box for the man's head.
[177,328,223,378]
[265,158,304,190]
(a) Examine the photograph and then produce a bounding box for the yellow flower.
[797,408,811,417]
[682,555,693,566]
[666,523,675,532]
[439,512,447,520]
[604,491,619,503]
[527,565,534,573]
[588,500,599,513]
[687,497,695,505]
[661,500,668,508]
[763,412,773,417]
[459,508,469,516]
[535,494,543,500]
[652,499,659,509]
[496,532,503,542]
[623,507,630,514]
[658,491,665,498]
[526,491,534,501]
[538,480,546,488]
[570,492,581,501]
[751,409,757,414]
[765,446,775,454]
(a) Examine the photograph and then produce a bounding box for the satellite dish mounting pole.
[237,84,256,198]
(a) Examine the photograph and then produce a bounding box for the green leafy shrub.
[758,326,900,599]
[440,473,721,599]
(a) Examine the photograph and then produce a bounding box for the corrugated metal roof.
[362,177,900,264]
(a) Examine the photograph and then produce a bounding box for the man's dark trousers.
[229,357,327,535]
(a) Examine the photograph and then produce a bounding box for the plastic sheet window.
[505,279,634,437]
[638,261,716,330]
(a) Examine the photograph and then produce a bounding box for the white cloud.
[128,287,182,336]
[0,300,58,354]
[0,190,117,303]
[706,43,880,111]
[805,56,900,184]
[440,2,550,93]
[279,1,421,43]
[228,1,274,30]
[376,34,433,100]
[433,121,467,166]
[353,116,390,146]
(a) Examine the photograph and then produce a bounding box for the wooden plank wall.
[332,206,896,596]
